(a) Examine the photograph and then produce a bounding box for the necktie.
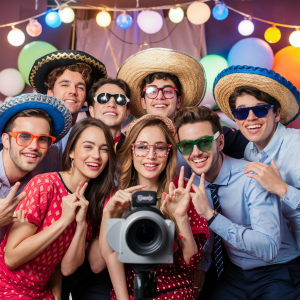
[208,184,224,279]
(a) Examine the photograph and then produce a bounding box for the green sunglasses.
[177,131,220,155]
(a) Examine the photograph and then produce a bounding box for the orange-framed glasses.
[8,131,56,149]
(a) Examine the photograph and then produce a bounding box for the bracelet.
[207,210,218,226]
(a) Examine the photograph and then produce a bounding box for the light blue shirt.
[0,150,33,241]
[196,153,299,271]
[244,122,300,248]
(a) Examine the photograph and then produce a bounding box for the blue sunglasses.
[231,105,274,120]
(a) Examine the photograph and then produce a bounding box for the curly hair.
[44,63,92,91]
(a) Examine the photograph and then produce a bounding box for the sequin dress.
[110,177,209,300]
[0,172,92,299]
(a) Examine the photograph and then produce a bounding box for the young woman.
[99,114,209,300]
[0,118,116,299]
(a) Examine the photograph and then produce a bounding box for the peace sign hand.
[103,185,147,215]
[162,166,195,219]
[191,173,214,221]
[74,181,89,226]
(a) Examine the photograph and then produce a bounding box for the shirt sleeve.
[281,184,300,210]
[209,179,281,263]
[17,175,54,228]
[197,228,213,271]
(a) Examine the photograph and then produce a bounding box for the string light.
[212,2,229,21]
[264,25,281,43]
[187,2,211,25]
[289,29,300,47]
[96,11,111,27]
[45,11,61,28]
[7,26,25,46]
[59,6,75,23]
[116,12,133,30]
[168,7,184,24]
[238,18,254,36]
[26,19,42,37]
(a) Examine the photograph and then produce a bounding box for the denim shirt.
[244,122,300,248]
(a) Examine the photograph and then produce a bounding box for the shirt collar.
[0,150,10,188]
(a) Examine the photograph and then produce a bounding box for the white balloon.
[187,2,211,25]
[0,69,25,96]
[137,10,163,34]
[238,20,254,36]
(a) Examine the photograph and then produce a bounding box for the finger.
[75,181,83,195]
[6,182,21,204]
[186,173,196,192]
[192,184,200,193]
[79,182,88,196]
[11,191,26,207]
[178,166,185,189]
[124,185,147,194]
[271,159,279,170]
[245,173,260,182]
[199,173,205,190]
[169,182,175,196]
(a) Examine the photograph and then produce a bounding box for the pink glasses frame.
[131,142,172,158]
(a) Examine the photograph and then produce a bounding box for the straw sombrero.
[29,50,107,94]
[0,93,72,142]
[117,48,206,118]
[213,65,300,125]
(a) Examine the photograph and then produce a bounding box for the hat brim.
[117,48,206,118]
[213,66,300,125]
[0,94,72,142]
[29,50,107,94]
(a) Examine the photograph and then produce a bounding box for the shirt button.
[285,197,289,201]
[214,229,218,233]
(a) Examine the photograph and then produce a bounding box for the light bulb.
[26,19,42,37]
[45,11,61,28]
[168,7,184,24]
[187,2,211,25]
[289,30,300,47]
[264,26,281,43]
[7,27,25,47]
[59,7,75,23]
[116,13,133,30]
[238,19,254,36]
[96,11,112,27]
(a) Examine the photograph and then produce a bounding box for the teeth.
[87,163,100,167]
[154,105,167,108]
[144,164,157,167]
[193,158,207,163]
[104,112,117,116]
[24,154,37,158]
[65,100,76,103]
[247,125,262,129]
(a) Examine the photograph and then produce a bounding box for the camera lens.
[126,218,165,256]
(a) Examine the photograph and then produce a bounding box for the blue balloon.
[212,3,229,21]
[116,13,133,30]
[45,11,61,28]
[228,38,274,69]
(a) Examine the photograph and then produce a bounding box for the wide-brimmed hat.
[117,48,206,118]
[29,50,107,94]
[0,93,72,142]
[213,65,300,125]
[126,114,178,143]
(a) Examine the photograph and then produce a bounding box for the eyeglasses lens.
[17,132,52,148]
[145,87,175,99]
[233,106,270,120]
[134,143,169,157]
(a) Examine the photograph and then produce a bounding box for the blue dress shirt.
[244,122,300,248]
[195,153,299,271]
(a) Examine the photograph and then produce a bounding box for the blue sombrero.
[0,93,72,142]
[213,65,300,125]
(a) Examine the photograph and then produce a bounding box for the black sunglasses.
[94,93,130,106]
[231,105,274,120]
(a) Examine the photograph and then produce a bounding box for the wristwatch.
[207,210,218,226]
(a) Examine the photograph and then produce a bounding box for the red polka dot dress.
[0,173,93,299]
[110,177,209,300]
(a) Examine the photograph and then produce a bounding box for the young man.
[174,106,300,300]
[88,78,131,151]
[0,93,72,241]
[213,66,300,249]
[117,48,248,173]
[29,50,107,173]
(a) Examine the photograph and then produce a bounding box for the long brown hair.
[62,118,116,232]
[116,118,177,222]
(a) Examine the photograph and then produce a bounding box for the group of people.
[0,47,299,300]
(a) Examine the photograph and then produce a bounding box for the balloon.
[187,2,211,25]
[116,13,133,30]
[264,26,281,43]
[18,41,57,85]
[137,11,163,34]
[26,19,42,37]
[45,11,61,28]
[212,3,229,21]
[228,38,274,69]
[289,30,300,47]
[238,20,254,36]
[0,69,25,96]
[7,28,25,47]
[96,11,112,27]
[200,55,228,107]
[59,7,75,23]
[168,7,184,24]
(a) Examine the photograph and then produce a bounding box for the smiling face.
[69,126,109,182]
[178,121,224,182]
[141,78,182,120]
[2,117,51,173]
[47,69,86,115]
[89,83,130,133]
[133,126,169,186]
[234,94,281,151]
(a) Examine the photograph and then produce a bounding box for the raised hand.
[191,173,214,221]
[0,182,26,227]
[244,160,288,198]
[74,182,89,226]
[162,166,195,219]
[103,185,147,215]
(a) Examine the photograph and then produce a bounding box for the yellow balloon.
[96,11,111,27]
[264,26,281,43]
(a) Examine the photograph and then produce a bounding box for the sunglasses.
[8,131,56,149]
[94,93,130,106]
[177,132,220,156]
[231,105,274,120]
[143,86,179,99]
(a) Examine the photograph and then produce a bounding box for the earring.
[68,159,74,175]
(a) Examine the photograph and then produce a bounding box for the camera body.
[106,191,175,264]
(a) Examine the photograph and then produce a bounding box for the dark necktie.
[208,184,224,279]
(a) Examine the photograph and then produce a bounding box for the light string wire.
[0,0,299,29]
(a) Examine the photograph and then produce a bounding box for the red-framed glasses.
[8,131,56,149]
[131,142,172,158]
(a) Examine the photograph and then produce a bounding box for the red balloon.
[26,19,42,37]
[272,46,300,129]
